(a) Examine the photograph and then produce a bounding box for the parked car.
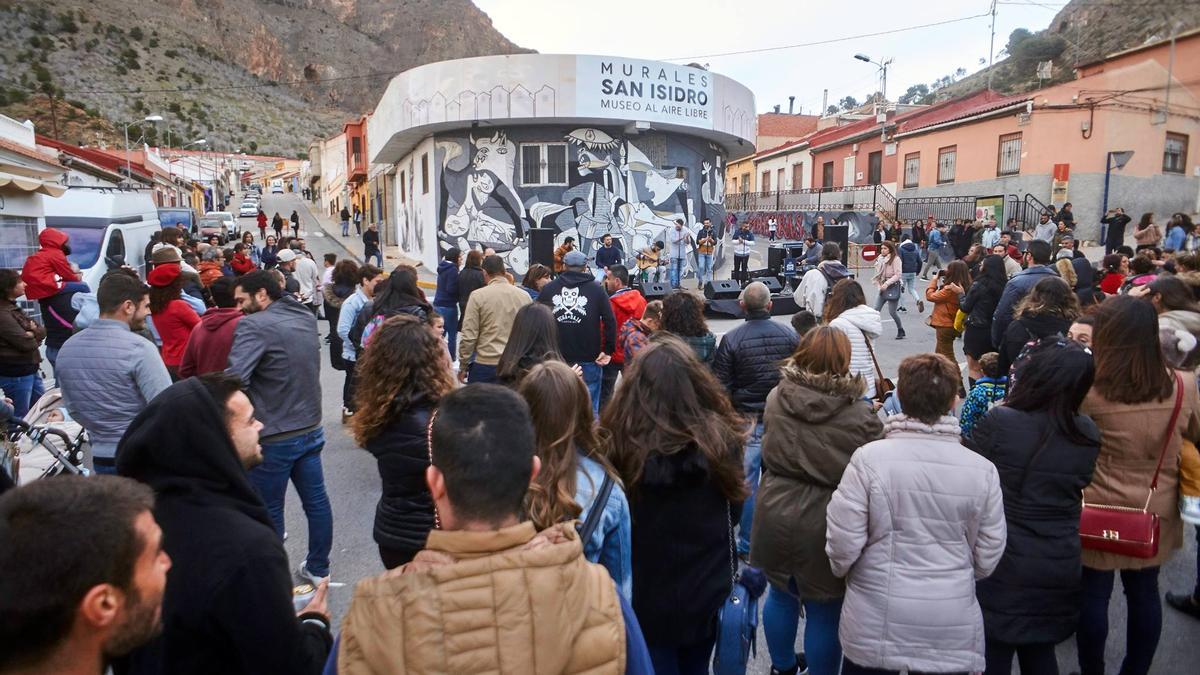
[238,202,258,218]
[197,216,229,244]
[270,179,284,194]
[205,211,238,238]
[156,207,197,236]
[43,188,161,287]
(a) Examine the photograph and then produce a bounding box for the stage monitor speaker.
[704,279,742,300]
[527,228,555,268]
[641,282,671,300]
[759,276,783,294]
[823,224,850,265]
[767,245,785,272]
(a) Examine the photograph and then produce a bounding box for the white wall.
[392,136,439,269]
[756,148,811,192]
[321,132,347,216]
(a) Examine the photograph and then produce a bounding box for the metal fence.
[725,184,895,215]
[894,196,977,223]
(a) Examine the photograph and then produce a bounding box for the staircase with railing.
[725,184,896,216]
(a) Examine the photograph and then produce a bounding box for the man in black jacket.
[538,250,616,415]
[712,281,798,557]
[115,373,332,675]
[1102,207,1132,255]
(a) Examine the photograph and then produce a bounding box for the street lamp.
[124,114,163,187]
[852,54,893,113]
[1101,150,1134,220]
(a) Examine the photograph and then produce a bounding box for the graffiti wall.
[733,210,882,244]
[435,126,728,274]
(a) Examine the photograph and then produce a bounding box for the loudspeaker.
[767,245,785,272]
[641,282,671,299]
[759,277,783,294]
[528,228,555,268]
[704,279,742,300]
[824,224,849,265]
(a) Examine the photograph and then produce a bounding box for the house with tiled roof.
[37,134,155,188]
[727,113,820,196]
[892,29,1199,242]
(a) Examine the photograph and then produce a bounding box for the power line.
[662,12,992,61]
[37,70,403,97]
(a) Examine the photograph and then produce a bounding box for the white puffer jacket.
[829,304,883,398]
[826,415,1006,673]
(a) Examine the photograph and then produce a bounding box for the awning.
[0,170,67,197]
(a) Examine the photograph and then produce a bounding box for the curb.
[298,198,437,290]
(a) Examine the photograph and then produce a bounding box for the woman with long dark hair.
[271,212,284,240]
[260,234,280,270]
[996,277,1080,376]
[1075,295,1200,675]
[826,279,883,399]
[925,259,970,387]
[323,259,359,372]
[960,254,1006,381]
[240,231,261,267]
[351,314,455,568]
[601,335,748,674]
[753,327,883,675]
[457,250,486,319]
[518,360,631,599]
[147,263,199,381]
[0,269,45,418]
[660,290,716,364]
[354,265,432,350]
[497,302,563,386]
[969,338,1100,675]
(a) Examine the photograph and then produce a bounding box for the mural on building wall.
[436,127,727,275]
[398,154,425,258]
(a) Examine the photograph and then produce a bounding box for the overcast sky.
[473,0,1063,115]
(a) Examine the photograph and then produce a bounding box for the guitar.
[635,249,662,271]
[697,229,716,255]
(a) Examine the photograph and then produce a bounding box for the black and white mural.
[436,126,728,274]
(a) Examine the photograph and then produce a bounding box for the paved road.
[257,193,1199,673]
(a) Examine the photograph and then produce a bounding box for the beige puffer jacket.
[338,522,625,675]
[826,415,1006,673]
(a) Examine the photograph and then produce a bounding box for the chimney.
[822,89,829,115]
[774,104,781,113]
[788,96,795,114]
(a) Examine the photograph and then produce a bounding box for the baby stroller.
[3,388,89,484]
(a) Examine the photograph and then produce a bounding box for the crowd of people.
[1,200,1200,675]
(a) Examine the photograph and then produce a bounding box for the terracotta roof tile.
[895,90,1030,135]
[37,135,153,181]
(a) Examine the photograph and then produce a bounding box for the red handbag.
[1080,372,1183,558]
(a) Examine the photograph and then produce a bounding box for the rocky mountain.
[0,0,527,157]
[908,0,1200,104]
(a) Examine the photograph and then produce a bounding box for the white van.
[271,179,284,194]
[42,188,161,289]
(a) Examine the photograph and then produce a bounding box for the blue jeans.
[467,362,498,384]
[576,361,602,416]
[365,250,383,267]
[248,428,333,577]
[696,253,714,288]
[341,219,350,236]
[737,420,764,555]
[647,636,715,675]
[763,582,843,675]
[901,272,920,306]
[669,257,686,289]
[434,305,458,361]
[0,373,44,420]
[1077,565,1162,675]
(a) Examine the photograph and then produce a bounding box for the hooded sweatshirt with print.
[538,271,616,364]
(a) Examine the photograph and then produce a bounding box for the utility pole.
[986,0,998,92]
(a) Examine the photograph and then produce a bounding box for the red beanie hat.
[147,262,181,288]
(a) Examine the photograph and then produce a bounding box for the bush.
[115,64,127,76]
[129,26,144,41]
[32,63,52,83]
[164,49,179,58]
[168,102,181,113]
[60,17,79,33]
[148,38,158,48]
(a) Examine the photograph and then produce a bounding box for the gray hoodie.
[226,295,322,440]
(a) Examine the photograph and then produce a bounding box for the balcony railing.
[725,184,896,215]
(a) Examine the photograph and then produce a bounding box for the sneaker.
[297,562,327,586]
[1181,495,1200,525]
[898,306,908,312]
[917,300,925,313]
[896,329,906,340]
[1166,591,1200,620]
[769,653,809,675]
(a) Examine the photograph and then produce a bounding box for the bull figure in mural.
[438,131,528,268]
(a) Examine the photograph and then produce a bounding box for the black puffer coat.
[967,407,1099,645]
[363,403,436,556]
[712,310,799,414]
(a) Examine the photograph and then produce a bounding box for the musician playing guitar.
[695,217,717,290]
[635,241,666,285]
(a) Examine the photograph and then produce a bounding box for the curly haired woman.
[352,313,456,568]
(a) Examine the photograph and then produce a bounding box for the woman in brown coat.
[0,269,45,419]
[1076,295,1200,675]
[926,260,969,390]
[751,327,883,675]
